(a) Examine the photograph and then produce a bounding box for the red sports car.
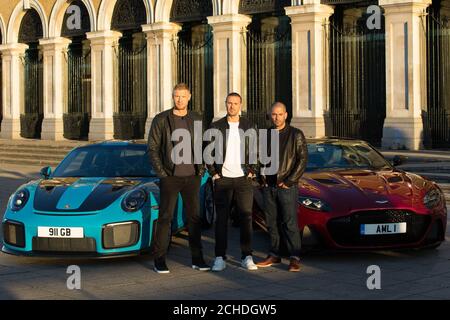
[253,138,447,251]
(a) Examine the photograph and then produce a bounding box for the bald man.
[257,102,308,272]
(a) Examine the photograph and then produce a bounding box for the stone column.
[142,22,181,138]
[380,0,431,150]
[39,37,71,141]
[86,30,122,141]
[208,14,252,120]
[0,43,28,139]
[286,3,334,138]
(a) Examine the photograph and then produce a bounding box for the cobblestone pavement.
[0,163,449,300]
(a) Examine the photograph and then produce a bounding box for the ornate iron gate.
[21,45,44,139]
[64,41,91,140]
[327,8,386,147]
[113,33,147,140]
[425,0,450,148]
[245,15,292,129]
[176,24,214,125]
[18,8,44,139]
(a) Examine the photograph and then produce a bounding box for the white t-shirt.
[222,122,245,178]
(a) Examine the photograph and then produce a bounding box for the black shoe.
[192,258,211,271]
[154,258,170,274]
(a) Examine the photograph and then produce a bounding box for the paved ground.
[0,161,449,300]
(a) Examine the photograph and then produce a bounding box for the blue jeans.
[262,186,302,259]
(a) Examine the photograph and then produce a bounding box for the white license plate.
[360,223,407,235]
[38,227,84,238]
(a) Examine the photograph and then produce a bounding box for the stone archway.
[156,0,220,22]
[7,0,48,44]
[49,0,96,38]
[98,0,153,31]
[0,14,5,44]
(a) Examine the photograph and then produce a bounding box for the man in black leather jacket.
[147,83,209,274]
[256,102,308,272]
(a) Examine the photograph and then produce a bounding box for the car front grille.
[327,210,431,247]
[32,237,96,253]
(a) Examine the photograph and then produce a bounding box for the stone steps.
[0,157,61,167]
[0,139,88,167]
[0,151,66,161]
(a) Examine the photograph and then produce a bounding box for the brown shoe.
[256,255,281,268]
[288,259,301,272]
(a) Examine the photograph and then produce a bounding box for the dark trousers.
[214,177,254,259]
[154,176,203,261]
[262,186,302,259]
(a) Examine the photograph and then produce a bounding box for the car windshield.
[52,145,156,178]
[306,142,392,172]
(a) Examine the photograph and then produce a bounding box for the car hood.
[33,177,157,213]
[300,169,434,212]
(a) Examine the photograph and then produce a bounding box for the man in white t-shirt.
[206,93,259,271]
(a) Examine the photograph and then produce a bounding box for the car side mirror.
[40,166,51,180]
[392,155,408,167]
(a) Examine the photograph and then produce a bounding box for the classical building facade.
[0,0,448,149]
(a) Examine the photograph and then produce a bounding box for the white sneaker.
[241,256,258,271]
[212,257,226,272]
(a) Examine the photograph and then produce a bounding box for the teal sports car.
[1,141,214,258]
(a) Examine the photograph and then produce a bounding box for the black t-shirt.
[172,115,196,177]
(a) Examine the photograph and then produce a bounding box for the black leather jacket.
[147,109,205,178]
[206,116,258,177]
[261,125,308,187]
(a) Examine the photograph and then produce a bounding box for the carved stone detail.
[170,0,213,23]
[239,0,291,15]
[111,0,147,31]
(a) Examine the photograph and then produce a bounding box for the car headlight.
[121,189,147,212]
[423,189,443,209]
[10,189,30,212]
[298,196,331,212]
